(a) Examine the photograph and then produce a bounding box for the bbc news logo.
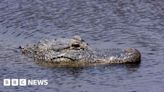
[3,79,48,86]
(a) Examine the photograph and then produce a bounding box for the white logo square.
[3,79,10,86]
[11,79,18,86]
[19,79,26,86]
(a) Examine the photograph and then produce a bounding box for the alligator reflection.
[37,61,140,77]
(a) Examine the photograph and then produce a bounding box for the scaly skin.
[20,36,141,67]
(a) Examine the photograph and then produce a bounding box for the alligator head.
[20,36,95,66]
[20,35,141,67]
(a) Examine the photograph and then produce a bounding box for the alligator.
[20,35,141,67]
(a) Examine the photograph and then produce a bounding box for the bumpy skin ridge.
[20,36,141,67]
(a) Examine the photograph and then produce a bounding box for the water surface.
[0,0,164,92]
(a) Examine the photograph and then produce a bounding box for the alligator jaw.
[51,56,76,62]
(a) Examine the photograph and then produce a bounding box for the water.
[0,0,164,92]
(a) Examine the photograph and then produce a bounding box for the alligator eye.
[71,44,80,48]
[81,39,85,42]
